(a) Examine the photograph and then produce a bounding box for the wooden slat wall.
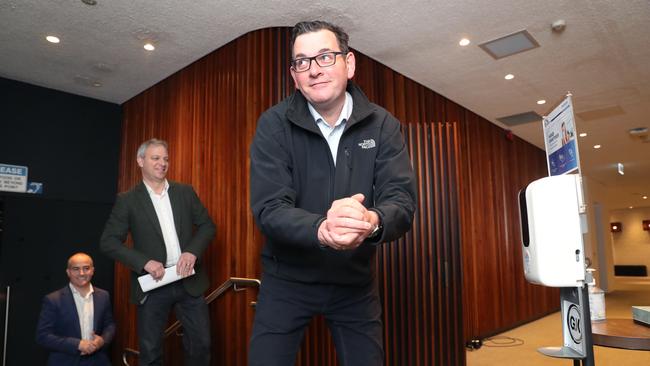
[458,113,559,341]
[115,28,287,366]
[378,122,463,366]
[114,26,556,366]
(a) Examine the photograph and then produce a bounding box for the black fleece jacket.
[250,82,416,285]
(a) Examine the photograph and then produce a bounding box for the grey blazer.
[100,181,216,303]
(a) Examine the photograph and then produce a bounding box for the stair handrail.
[121,276,260,365]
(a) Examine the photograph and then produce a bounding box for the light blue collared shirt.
[307,92,353,165]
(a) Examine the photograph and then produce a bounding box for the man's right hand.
[78,339,97,355]
[144,260,165,281]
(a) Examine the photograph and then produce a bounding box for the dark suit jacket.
[100,180,216,303]
[35,285,115,366]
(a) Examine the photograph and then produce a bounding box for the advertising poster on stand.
[543,97,578,176]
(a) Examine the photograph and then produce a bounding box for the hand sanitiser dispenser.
[519,174,585,287]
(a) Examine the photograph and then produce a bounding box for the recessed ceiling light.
[579,132,587,137]
[144,43,155,51]
[629,206,634,209]
[643,195,648,200]
[92,81,102,87]
[459,38,470,46]
[537,99,546,105]
[593,144,601,149]
[617,163,624,175]
[504,74,514,80]
[46,36,60,44]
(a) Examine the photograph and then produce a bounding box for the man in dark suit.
[100,138,216,366]
[36,252,116,366]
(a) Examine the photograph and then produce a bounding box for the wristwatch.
[368,223,383,239]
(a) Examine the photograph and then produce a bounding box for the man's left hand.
[176,252,197,277]
[318,193,380,250]
[91,333,104,350]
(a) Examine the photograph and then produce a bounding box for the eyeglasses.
[290,52,347,73]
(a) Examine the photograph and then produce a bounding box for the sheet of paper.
[137,265,195,292]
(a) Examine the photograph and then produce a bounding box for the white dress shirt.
[69,283,94,340]
[308,92,353,165]
[143,179,182,267]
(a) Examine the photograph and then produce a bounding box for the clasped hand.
[318,193,378,250]
[78,334,104,355]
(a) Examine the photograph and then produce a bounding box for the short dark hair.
[290,21,350,58]
[67,252,94,269]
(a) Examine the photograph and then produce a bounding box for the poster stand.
[520,92,595,365]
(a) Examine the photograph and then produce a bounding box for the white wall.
[582,176,616,291]
[610,206,650,288]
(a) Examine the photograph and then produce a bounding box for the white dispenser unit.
[519,174,585,287]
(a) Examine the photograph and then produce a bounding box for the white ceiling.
[1,0,649,209]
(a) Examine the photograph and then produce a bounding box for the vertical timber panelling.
[115,25,555,366]
[379,122,463,366]
[116,28,290,365]
[458,112,559,341]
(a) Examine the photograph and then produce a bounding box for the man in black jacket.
[249,20,416,366]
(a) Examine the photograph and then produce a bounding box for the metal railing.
[122,277,260,366]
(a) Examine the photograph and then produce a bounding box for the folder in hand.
[137,265,195,292]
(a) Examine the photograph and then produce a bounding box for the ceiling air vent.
[576,105,625,121]
[497,111,542,127]
[629,127,649,143]
[479,30,540,59]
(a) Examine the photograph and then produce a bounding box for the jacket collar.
[286,81,376,134]
[134,180,181,240]
[61,285,82,338]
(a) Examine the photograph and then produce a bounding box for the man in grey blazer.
[100,138,216,366]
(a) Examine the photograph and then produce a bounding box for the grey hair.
[136,138,168,159]
[290,20,350,58]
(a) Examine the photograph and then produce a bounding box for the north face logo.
[358,139,376,149]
